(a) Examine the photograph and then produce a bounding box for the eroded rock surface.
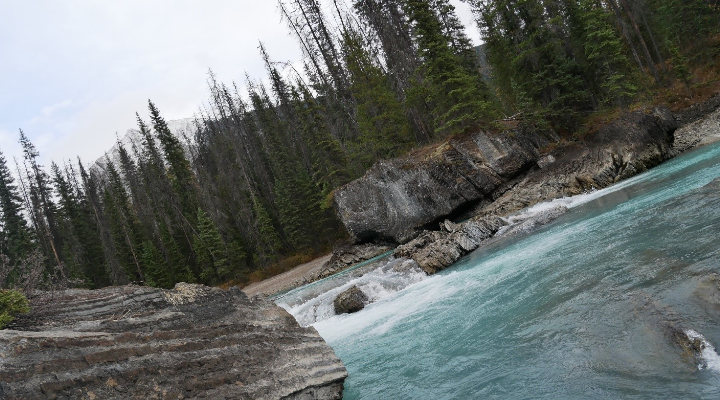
[334,108,678,275]
[479,107,677,218]
[333,128,556,243]
[672,103,720,154]
[0,283,346,400]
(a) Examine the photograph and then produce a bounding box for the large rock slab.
[0,283,347,399]
[333,128,554,243]
[387,108,677,274]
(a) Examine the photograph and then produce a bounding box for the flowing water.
[278,141,720,399]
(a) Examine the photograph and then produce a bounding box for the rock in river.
[0,283,347,399]
[334,285,369,314]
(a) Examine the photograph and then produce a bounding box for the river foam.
[277,257,426,327]
[280,175,657,328]
[685,329,720,372]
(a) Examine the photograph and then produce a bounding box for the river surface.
[278,141,720,399]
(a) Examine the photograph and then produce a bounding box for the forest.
[0,0,718,292]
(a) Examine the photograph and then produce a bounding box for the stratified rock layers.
[0,284,346,400]
[333,129,554,243]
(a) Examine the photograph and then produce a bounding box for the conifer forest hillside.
[1,0,718,290]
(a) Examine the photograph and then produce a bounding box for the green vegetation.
[0,0,718,289]
[0,289,29,329]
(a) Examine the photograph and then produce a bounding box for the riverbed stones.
[669,326,707,365]
[334,285,369,314]
[395,217,506,274]
[0,283,347,399]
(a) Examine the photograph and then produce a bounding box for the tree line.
[1,0,717,290]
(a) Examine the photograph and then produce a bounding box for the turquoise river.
[278,141,720,399]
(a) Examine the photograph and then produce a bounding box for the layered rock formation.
[335,108,676,247]
[333,128,556,243]
[672,100,720,154]
[0,283,346,399]
[479,107,677,218]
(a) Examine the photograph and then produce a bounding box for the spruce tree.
[192,208,230,284]
[342,29,413,169]
[403,0,497,135]
[18,130,63,269]
[0,150,34,268]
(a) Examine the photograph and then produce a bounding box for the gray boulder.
[334,286,369,314]
[333,128,554,243]
[395,217,506,274]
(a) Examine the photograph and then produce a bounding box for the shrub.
[0,289,30,329]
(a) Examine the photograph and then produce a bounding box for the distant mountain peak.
[92,117,197,172]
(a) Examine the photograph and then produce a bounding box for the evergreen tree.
[403,0,497,135]
[578,0,637,105]
[192,208,230,284]
[18,130,63,269]
[342,29,414,169]
[140,239,170,288]
[0,150,34,268]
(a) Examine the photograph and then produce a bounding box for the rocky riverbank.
[0,284,346,399]
[327,96,720,280]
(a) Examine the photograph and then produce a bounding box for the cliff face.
[333,128,556,243]
[0,284,346,400]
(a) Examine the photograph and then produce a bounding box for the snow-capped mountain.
[92,117,197,172]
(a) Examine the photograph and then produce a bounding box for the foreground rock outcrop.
[0,283,347,399]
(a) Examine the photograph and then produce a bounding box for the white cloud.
[0,0,479,165]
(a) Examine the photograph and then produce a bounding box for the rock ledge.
[0,284,346,400]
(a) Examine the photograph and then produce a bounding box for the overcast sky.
[0,0,479,165]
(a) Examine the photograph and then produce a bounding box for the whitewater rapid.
[278,166,666,328]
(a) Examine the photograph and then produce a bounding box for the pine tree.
[148,101,198,220]
[342,29,414,169]
[192,208,230,284]
[0,150,34,268]
[140,239,170,288]
[403,0,497,135]
[578,0,637,106]
[103,159,144,282]
[18,130,63,270]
